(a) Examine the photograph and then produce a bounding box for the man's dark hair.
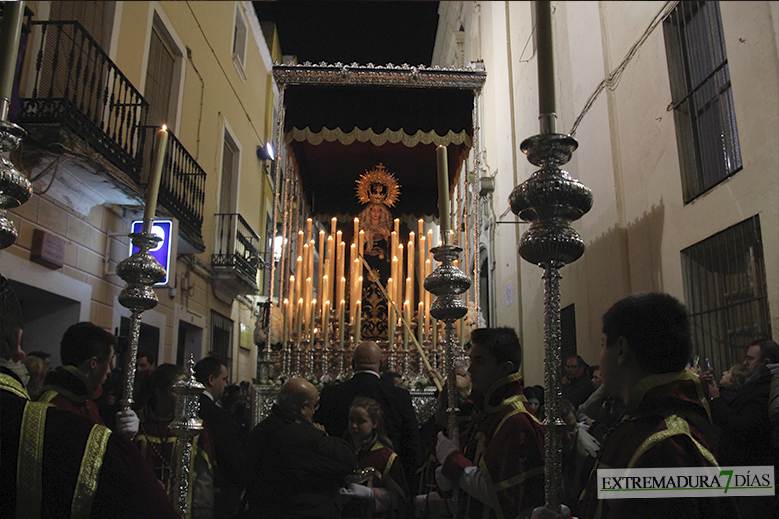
[560,399,576,419]
[566,355,587,369]
[194,356,226,385]
[138,351,156,365]
[27,351,51,360]
[470,327,522,372]
[602,292,691,374]
[752,339,779,364]
[60,322,117,367]
[0,275,24,360]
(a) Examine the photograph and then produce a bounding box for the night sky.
[252,1,440,66]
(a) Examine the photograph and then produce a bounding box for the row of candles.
[278,215,465,349]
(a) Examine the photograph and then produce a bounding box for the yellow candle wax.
[418,301,425,345]
[331,217,337,236]
[306,218,313,244]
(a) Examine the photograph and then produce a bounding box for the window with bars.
[210,310,234,375]
[681,216,771,375]
[663,1,742,203]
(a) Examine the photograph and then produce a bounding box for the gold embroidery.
[71,424,111,519]
[627,414,718,468]
[1,372,30,400]
[16,401,48,519]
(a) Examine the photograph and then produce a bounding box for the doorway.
[177,320,203,367]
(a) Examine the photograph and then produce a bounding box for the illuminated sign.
[129,220,175,286]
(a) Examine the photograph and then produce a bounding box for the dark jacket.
[246,404,357,519]
[711,364,776,467]
[200,394,247,519]
[315,371,422,486]
[1,367,178,519]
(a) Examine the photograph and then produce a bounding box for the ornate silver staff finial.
[424,243,471,519]
[117,231,166,411]
[170,354,205,518]
[0,119,30,249]
[508,3,593,512]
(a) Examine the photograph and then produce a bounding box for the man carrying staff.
[0,275,178,518]
[434,327,545,519]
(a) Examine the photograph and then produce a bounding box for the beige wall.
[437,1,779,386]
[4,1,276,383]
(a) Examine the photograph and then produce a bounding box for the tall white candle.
[142,125,169,233]
[354,300,361,345]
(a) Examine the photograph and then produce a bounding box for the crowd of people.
[2,272,779,518]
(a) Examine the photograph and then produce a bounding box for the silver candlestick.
[170,355,205,518]
[508,2,593,512]
[0,119,30,249]
[425,244,471,519]
[116,231,166,411]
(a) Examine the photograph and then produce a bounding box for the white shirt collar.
[203,390,215,401]
[354,369,380,378]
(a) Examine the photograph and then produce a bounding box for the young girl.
[341,396,410,519]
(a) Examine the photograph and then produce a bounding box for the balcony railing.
[18,21,148,180]
[140,126,206,240]
[213,213,261,287]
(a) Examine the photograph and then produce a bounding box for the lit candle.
[282,298,289,345]
[142,125,169,233]
[322,300,330,349]
[418,235,426,300]
[309,299,317,344]
[391,256,398,308]
[338,276,346,311]
[304,277,313,328]
[318,230,326,310]
[354,300,361,345]
[418,301,425,346]
[295,257,303,301]
[387,277,395,343]
[394,218,400,237]
[308,239,315,294]
[407,235,415,302]
[353,218,360,244]
[338,299,346,347]
[306,218,313,245]
[302,243,309,281]
[391,231,398,265]
[337,242,345,300]
[322,274,329,316]
[436,145,451,240]
[331,217,337,236]
[405,277,413,313]
[296,298,304,346]
[397,244,404,302]
[327,236,335,300]
[288,275,296,313]
[358,230,365,255]
[403,300,410,348]
[297,230,304,261]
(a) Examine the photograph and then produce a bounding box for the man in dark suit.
[315,341,422,487]
[195,356,246,519]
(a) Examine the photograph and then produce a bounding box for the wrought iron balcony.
[139,126,206,250]
[18,20,147,180]
[212,213,261,299]
[16,21,206,248]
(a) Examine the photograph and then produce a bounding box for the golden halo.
[355,163,400,207]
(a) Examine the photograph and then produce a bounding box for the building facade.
[434,1,779,383]
[2,1,280,383]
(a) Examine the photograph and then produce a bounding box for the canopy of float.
[282,84,475,219]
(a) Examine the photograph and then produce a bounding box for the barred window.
[663,1,742,203]
[681,216,771,374]
[210,310,234,375]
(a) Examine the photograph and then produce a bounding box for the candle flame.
[161,124,167,131]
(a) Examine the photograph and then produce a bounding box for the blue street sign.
[130,220,173,285]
